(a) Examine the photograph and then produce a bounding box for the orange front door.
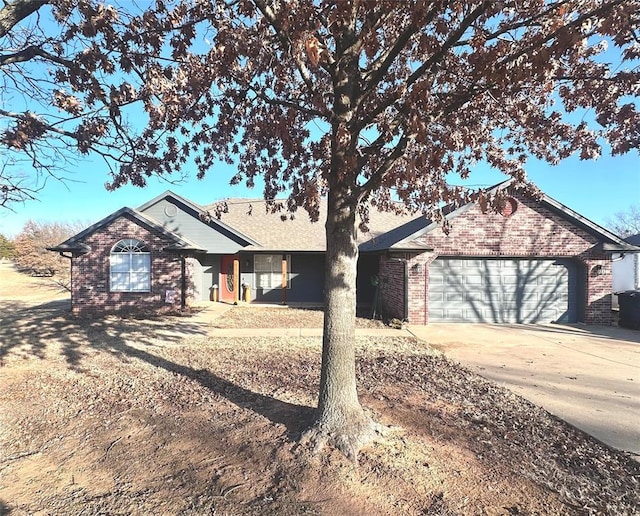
[220,255,238,303]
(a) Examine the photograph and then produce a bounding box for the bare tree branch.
[252,0,317,96]
[0,44,74,67]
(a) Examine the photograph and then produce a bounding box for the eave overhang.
[46,243,91,255]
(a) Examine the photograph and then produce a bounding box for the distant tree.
[13,220,82,288]
[0,233,15,259]
[2,1,639,459]
[606,205,640,238]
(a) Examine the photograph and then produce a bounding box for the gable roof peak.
[48,206,206,254]
[137,189,205,212]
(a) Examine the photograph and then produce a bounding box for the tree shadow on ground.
[105,339,316,434]
[0,499,11,516]
[0,298,315,434]
[0,297,208,366]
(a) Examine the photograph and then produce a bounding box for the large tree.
[0,232,15,259]
[2,0,638,458]
[13,219,84,287]
[607,204,640,237]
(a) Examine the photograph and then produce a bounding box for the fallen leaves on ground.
[1,326,638,515]
[1,267,638,515]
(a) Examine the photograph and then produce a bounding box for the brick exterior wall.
[70,214,186,316]
[379,193,612,325]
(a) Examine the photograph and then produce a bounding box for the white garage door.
[428,258,578,323]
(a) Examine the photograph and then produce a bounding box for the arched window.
[110,239,151,292]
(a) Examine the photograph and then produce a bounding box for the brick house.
[49,208,206,315]
[50,180,637,324]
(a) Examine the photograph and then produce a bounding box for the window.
[110,239,151,292]
[254,254,291,289]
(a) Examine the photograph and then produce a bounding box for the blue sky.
[0,149,637,239]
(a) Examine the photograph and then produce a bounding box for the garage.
[428,258,579,323]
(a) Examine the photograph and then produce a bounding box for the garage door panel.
[520,301,546,314]
[429,292,445,309]
[539,308,561,321]
[500,308,520,322]
[429,258,577,323]
[501,275,520,285]
[430,275,445,286]
[465,291,484,302]
[444,276,465,287]
[445,308,464,320]
[504,293,539,305]
[429,308,445,319]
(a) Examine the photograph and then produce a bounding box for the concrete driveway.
[408,323,640,459]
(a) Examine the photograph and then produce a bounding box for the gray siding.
[192,255,221,301]
[241,253,325,304]
[141,198,246,254]
[429,258,578,323]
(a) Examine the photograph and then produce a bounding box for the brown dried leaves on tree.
[0,1,633,212]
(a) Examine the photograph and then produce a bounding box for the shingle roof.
[54,184,639,257]
[204,198,418,252]
[625,233,640,246]
[358,215,434,252]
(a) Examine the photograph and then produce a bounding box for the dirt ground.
[1,261,639,515]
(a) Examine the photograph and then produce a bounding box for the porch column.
[180,256,186,310]
[281,255,287,304]
[233,259,240,304]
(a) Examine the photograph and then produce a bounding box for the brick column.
[583,256,612,325]
[405,253,435,325]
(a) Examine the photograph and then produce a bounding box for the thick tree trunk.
[0,0,49,39]
[302,188,383,460]
[301,23,386,460]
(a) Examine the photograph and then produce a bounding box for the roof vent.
[164,204,178,217]
[500,197,518,217]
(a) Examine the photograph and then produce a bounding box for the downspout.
[424,260,428,325]
[56,252,73,311]
[181,255,186,310]
[403,259,409,321]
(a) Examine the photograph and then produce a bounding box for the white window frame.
[109,239,151,292]
[254,254,291,290]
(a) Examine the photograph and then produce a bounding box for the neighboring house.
[612,233,640,309]
[50,180,639,324]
